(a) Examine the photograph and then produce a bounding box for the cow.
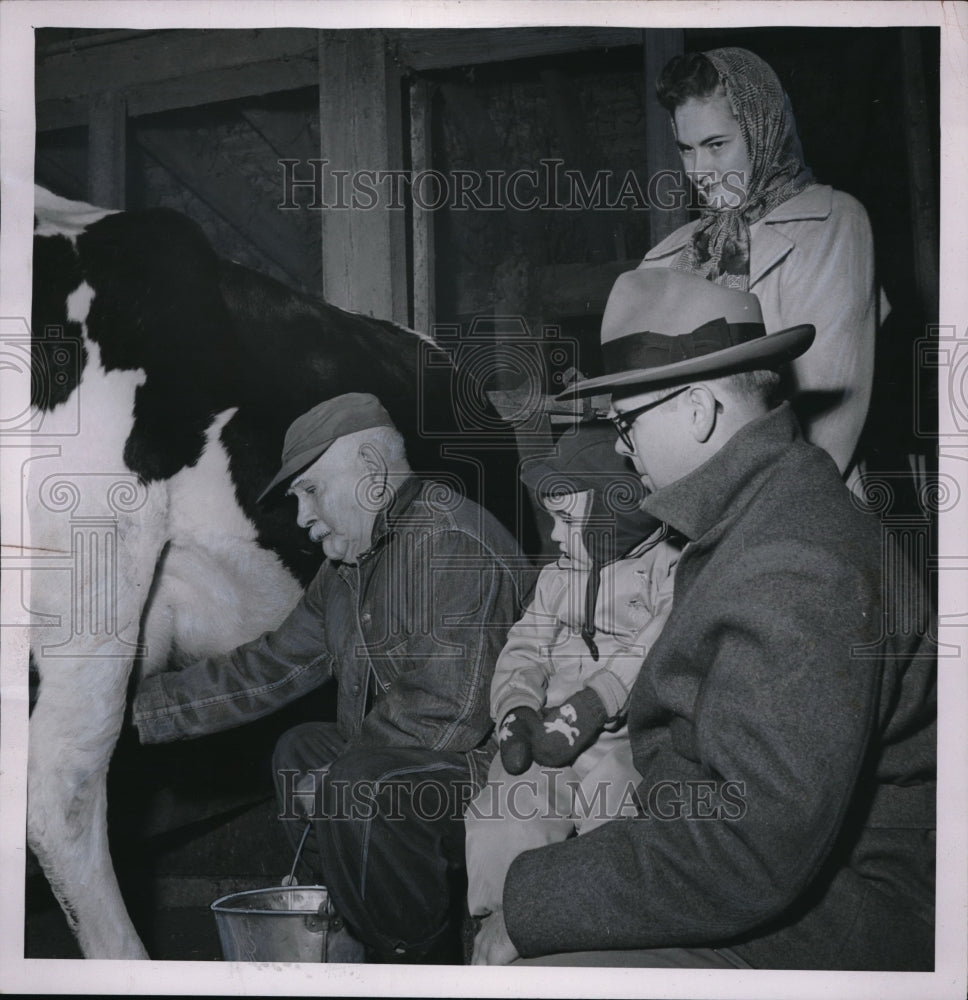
[26,187,528,959]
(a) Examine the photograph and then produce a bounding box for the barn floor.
[25,792,474,964]
[26,794,288,961]
[25,711,474,964]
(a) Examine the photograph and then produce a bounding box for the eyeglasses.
[610,385,692,451]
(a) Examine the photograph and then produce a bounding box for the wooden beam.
[38,57,319,133]
[389,27,643,71]
[900,29,939,322]
[37,29,153,57]
[135,126,309,291]
[37,27,642,132]
[410,78,436,335]
[318,30,407,323]
[643,29,687,247]
[88,91,127,208]
[36,29,318,104]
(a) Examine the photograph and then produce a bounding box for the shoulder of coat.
[639,218,701,263]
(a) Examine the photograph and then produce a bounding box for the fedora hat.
[258,392,395,502]
[558,269,814,398]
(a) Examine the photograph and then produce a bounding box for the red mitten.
[498,707,540,775]
[530,688,607,768]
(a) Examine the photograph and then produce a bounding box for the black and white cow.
[27,188,525,959]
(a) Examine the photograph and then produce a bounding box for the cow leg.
[27,485,170,960]
[28,657,149,959]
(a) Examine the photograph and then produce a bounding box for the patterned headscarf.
[671,47,814,290]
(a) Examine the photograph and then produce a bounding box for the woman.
[640,47,883,478]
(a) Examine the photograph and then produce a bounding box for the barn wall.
[33,24,939,454]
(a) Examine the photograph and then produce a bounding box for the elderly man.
[134,392,530,962]
[474,269,936,970]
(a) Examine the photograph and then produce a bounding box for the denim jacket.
[133,475,533,789]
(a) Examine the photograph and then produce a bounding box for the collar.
[642,403,800,542]
[362,473,424,558]
[757,182,832,223]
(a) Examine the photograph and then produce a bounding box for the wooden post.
[899,29,939,323]
[88,91,127,209]
[643,30,686,248]
[410,78,435,335]
[318,30,407,324]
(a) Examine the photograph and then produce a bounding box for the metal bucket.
[211,885,366,963]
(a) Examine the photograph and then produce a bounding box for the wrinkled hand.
[472,910,520,966]
[530,687,607,768]
[498,706,540,775]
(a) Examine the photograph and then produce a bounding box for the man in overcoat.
[474,269,936,971]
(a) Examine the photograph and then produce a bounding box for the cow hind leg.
[26,479,170,960]
[27,656,149,959]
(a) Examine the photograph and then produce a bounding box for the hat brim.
[558,324,815,399]
[256,442,330,504]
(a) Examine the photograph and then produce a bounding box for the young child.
[464,422,679,922]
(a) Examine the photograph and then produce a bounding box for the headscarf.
[671,47,814,290]
[520,422,661,660]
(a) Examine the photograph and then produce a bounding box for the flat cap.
[258,392,395,502]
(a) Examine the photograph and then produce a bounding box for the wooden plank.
[88,91,126,209]
[410,78,436,335]
[438,82,545,254]
[35,149,87,201]
[36,29,151,56]
[38,57,319,132]
[36,29,318,103]
[643,29,687,247]
[135,126,309,291]
[318,30,407,322]
[900,29,939,322]
[540,68,621,263]
[390,27,643,71]
[240,108,317,165]
[240,107,322,292]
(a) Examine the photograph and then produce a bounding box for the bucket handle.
[281,821,358,956]
[282,820,312,887]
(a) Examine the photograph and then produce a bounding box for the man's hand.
[471,909,520,965]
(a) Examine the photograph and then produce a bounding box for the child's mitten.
[531,688,607,767]
[497,706,540,775]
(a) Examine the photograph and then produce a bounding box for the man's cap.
[258,392,395,502]
[558,269,815,398]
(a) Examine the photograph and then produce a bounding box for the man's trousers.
[273,722,474,960]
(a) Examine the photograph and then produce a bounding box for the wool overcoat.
[503,404,936,970]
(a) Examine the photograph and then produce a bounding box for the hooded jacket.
[492,423,679,724]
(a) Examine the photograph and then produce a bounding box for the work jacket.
[134,475,533,789]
